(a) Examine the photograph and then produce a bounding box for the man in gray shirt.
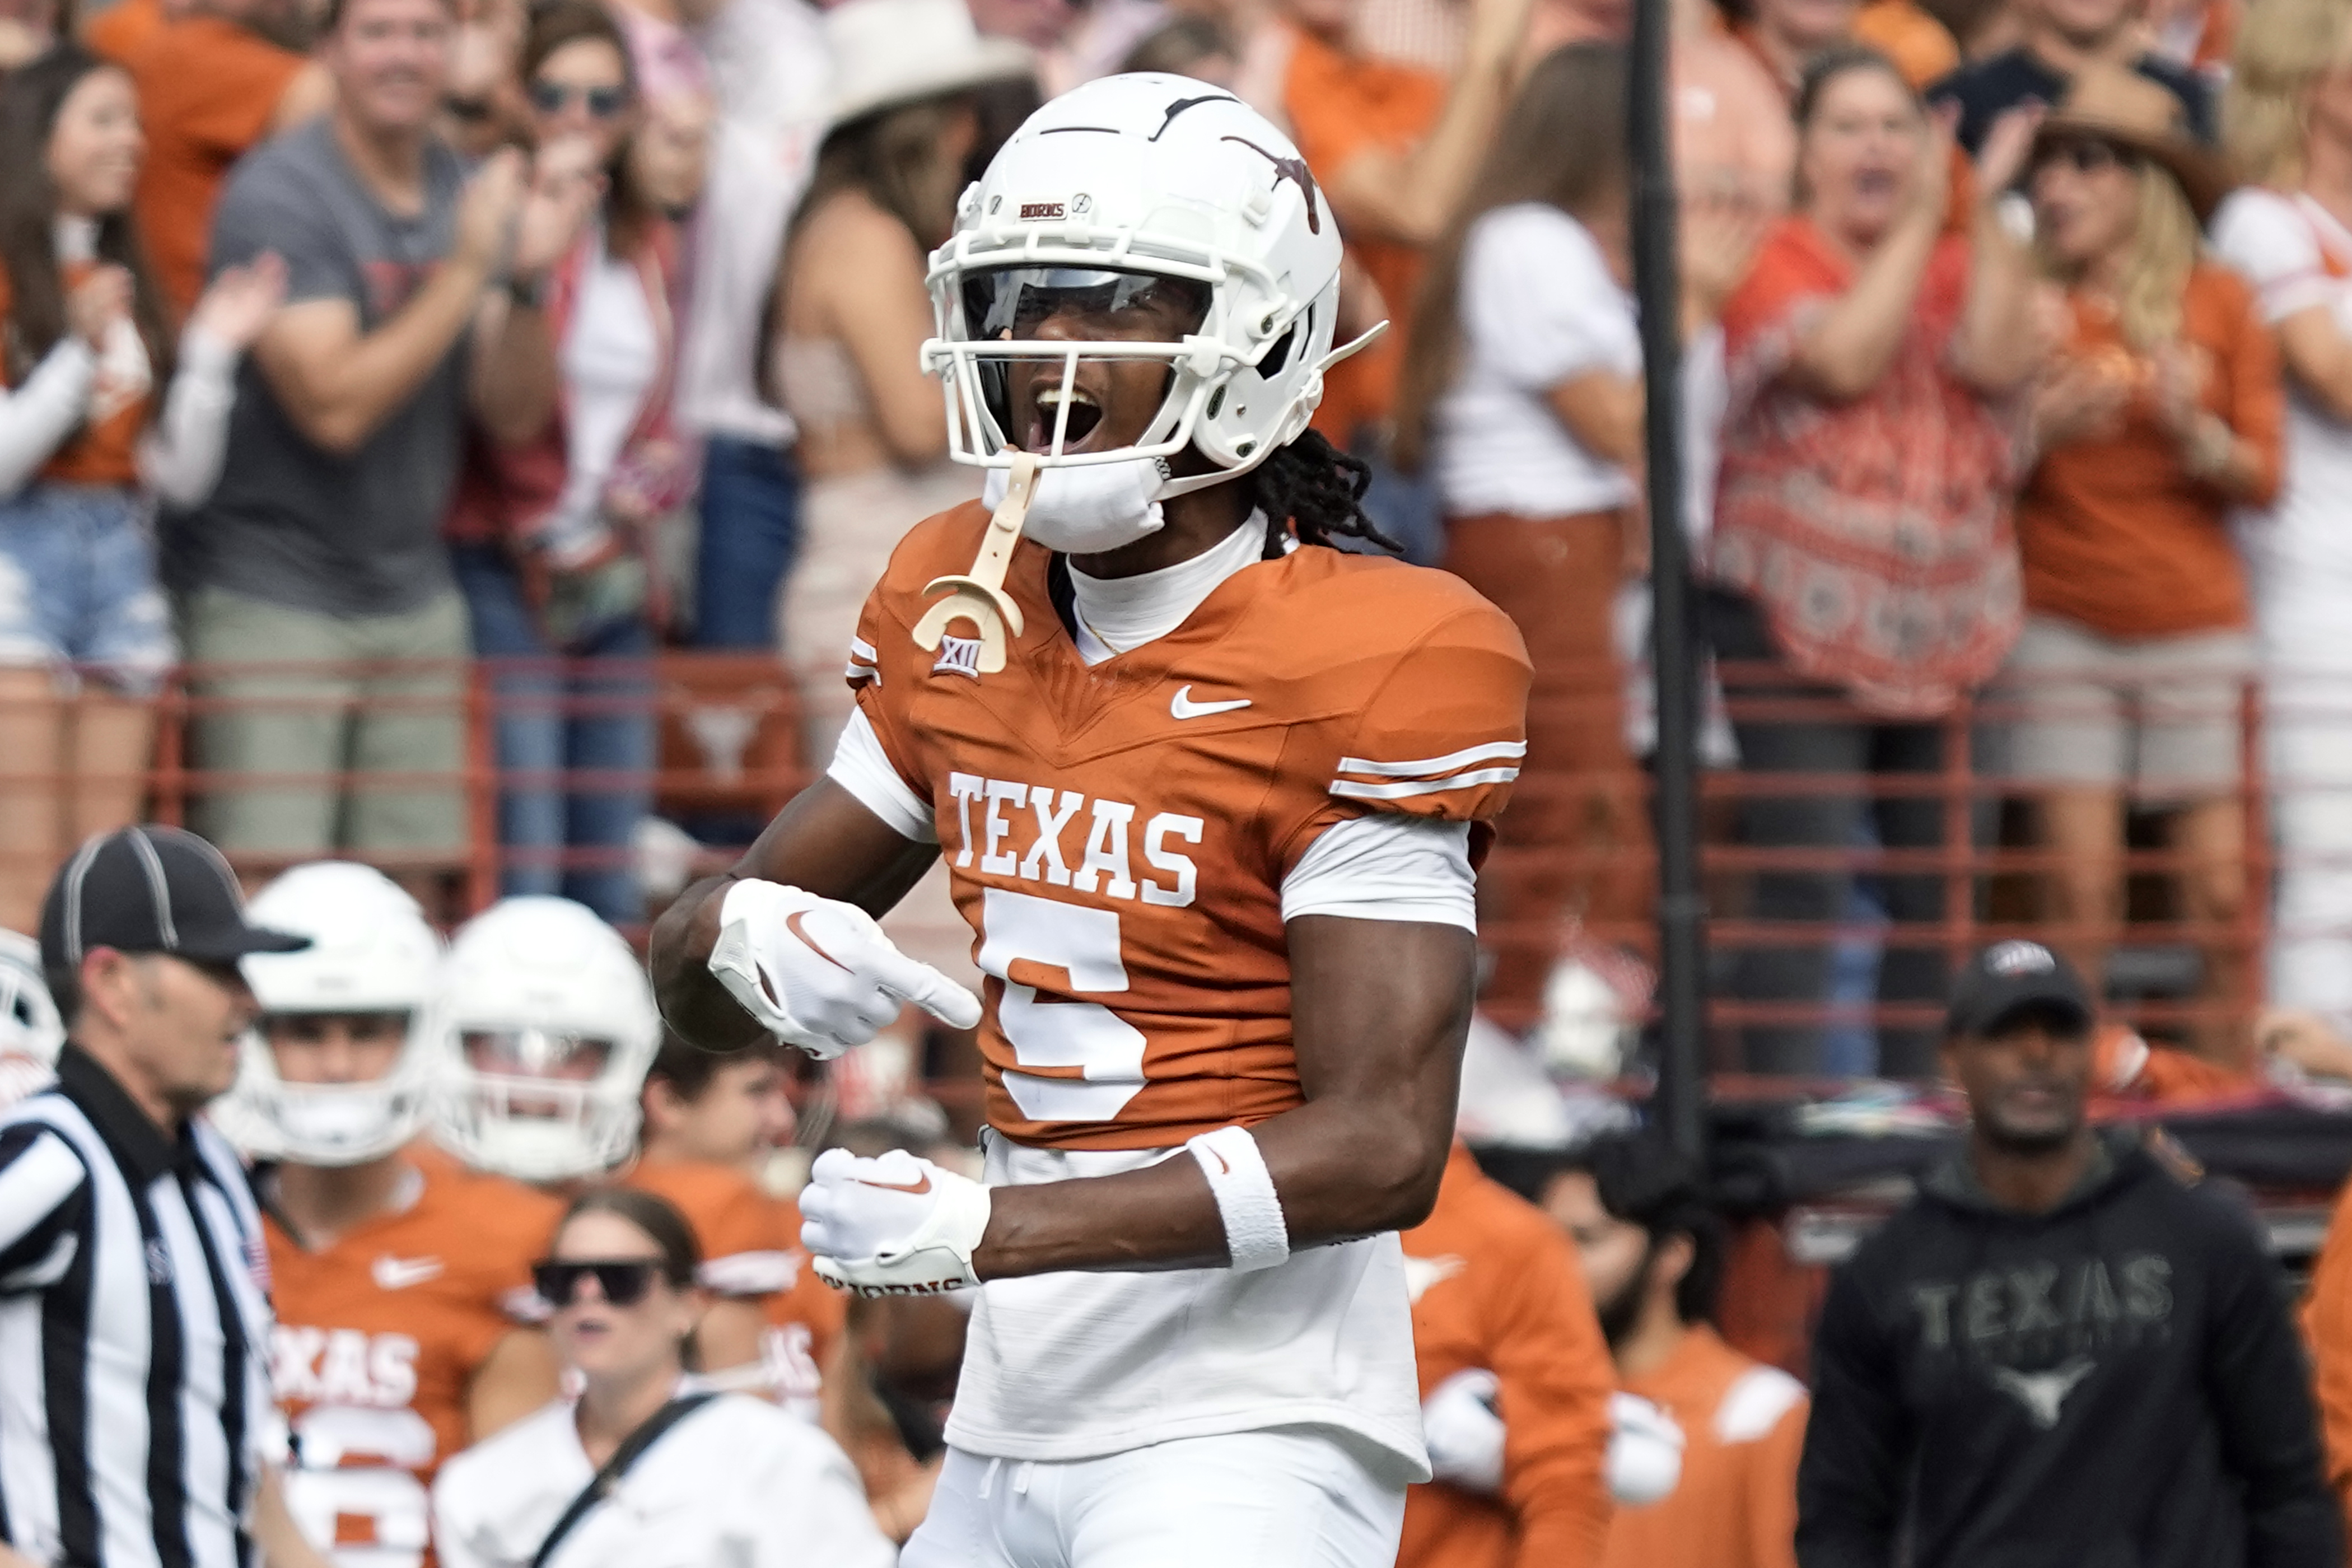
[172,0,591,871]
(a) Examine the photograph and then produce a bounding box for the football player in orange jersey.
[209,865,564,1568]
[628,1035,842,1413]
[1546,1135,1804,1568]
[651,74,1532,1567]
[1396,1144,1616,1568]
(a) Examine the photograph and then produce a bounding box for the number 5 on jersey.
[977,888,1148,1123]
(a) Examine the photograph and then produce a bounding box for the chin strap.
[1314,318,1389,375]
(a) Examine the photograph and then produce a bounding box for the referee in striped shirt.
[0,827,333,1568]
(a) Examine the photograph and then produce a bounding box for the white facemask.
[984,455,1168,556]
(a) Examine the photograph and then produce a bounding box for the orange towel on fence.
[1399,1145,1617,1568]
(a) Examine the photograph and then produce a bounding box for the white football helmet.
[0,929,63,1066]
[923,73,1362,498]
[210,863,441,1166]
[432,897,661,1184]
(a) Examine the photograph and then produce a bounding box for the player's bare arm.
[657,811,1474,1276]
[973,914,1474,1274]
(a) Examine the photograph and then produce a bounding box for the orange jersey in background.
[1602,1326,1805,1568]
[1399,1146,1616,1568]
[264,1161,559,1565]
[2302,1177,2352,1537]
[125,15,304,314]
[851,506,1529,1152]
[1281,26,1445,444]
[84,0,165,65]
[622,1159,842,1410]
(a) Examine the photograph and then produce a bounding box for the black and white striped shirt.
[0,1046,274,1568]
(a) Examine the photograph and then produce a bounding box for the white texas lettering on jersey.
[272,1326,422,1408]
[945,772,1204,909]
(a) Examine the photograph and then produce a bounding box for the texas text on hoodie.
[1795,1130,2340,1568]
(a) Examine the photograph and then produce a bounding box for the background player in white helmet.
[432,895,663,1188]
[0,929,64,1109]
[213,864,562,1568]
[652,75,1532,1567]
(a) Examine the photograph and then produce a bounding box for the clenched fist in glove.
[706,880,982,1060]
[800,1147,993,1296]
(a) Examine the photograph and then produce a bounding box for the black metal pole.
[1628,0,1708,1161]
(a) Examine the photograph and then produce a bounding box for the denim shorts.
[0,483,175,694]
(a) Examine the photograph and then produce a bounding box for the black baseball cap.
[1945,940,2094,1039]
[39,827,310,977]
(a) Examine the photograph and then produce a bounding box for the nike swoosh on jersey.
[371,1254,446,1290]
[1170,685,1252,720]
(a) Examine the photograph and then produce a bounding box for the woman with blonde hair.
[2008,65,2283,1060]
[2214,0,2352,1035]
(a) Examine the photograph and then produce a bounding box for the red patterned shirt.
[1707,217,2020,718]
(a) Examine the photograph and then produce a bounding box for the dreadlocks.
[1249,428,1399,559]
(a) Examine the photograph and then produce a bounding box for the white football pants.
[900,1427,1407,1568]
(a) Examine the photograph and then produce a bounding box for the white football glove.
[1422,1368,1506,1495]
[707,880,982,1061]
[799,1147,993,1297]
[1607,1390,1686,1505]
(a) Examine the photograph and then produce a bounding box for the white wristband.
[1186,1124,1290,1273]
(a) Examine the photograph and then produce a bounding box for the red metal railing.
[0,652,2302,1073]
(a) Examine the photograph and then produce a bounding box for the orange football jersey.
[1400,1146,1616,1568]
[851,504,1532,1151]
[621,1159,843,1407]
[1602,1326,1805,1568]
[265,1161,560,1566]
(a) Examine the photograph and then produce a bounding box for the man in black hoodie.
[1796,940,2340,1568]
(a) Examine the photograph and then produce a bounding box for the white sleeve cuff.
[1281,815,1476,930]
[825,708,936,843]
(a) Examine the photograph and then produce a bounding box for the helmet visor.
[956,267,1211,344]
[461,1029,615,1084]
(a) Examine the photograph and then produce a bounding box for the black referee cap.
[39,827,310,976]
[1945,940,2094,1040]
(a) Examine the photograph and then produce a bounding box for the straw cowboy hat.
[2032,63,2232,222]
[823,0,1036,128]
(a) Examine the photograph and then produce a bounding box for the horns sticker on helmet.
[1220,136,1322,233]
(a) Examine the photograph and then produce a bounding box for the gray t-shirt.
[169,117,468,618]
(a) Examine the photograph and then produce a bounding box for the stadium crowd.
[12,0,2352,1082]
[10,0,2352,1558]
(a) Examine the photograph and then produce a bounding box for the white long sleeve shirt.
[0,326,240,506]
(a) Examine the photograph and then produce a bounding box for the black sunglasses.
[533,1258,666,1307]
[528,80,631,119]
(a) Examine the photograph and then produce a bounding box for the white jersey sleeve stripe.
[1335,740,1527,779]
[1331,767,1521,801]
[827,708,938,844]
[1281,815,1476,930]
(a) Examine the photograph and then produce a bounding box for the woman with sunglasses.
[2005,66,2281,1061]
[444,0,700,925]
[431,1188,893,1568]
[1705,47,2043,1076]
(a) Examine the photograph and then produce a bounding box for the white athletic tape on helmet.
[1186,1124,1290,1273]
